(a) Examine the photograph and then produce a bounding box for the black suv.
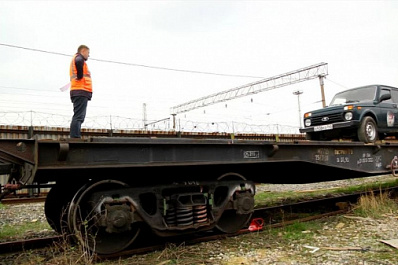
[299,84,398,143]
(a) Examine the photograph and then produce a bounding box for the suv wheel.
[357,116,378,143]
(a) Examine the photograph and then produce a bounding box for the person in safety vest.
[69,45,92,138]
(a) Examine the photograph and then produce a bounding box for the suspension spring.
[193,205,208,224]
[165,204,208,227]
[176,206,194,226]
[165,205,176,226]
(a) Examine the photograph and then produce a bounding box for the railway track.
[2,185,396,259]
[0,195,47,205]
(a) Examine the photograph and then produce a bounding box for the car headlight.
[305,119,311,127]
[344,112,353,121]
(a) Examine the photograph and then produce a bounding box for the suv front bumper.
[299,120,360,133]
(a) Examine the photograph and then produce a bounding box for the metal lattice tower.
[170,62,328,116]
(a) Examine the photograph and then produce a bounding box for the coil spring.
[165,205,176,226]
[165,204,208,226]
[176,206,193,226]
[193,205,208,224]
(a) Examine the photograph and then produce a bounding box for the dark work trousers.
[70,96,88,138]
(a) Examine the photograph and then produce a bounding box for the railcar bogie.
[58,176,255,254]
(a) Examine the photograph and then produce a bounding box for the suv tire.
[357,116,378,143]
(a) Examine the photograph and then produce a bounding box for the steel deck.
[1,137,397,187]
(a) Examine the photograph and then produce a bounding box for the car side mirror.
[380,93,391,102]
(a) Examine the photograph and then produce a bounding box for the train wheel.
[45,182,82,234]
[215,173,253,234]
[67,180,141,255]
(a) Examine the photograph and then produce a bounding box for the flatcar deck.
[1,137,398,186]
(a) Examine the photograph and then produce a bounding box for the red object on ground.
[248,218,264,231]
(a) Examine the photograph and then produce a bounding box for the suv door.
[377,87,398,133]
[389,88,398,130]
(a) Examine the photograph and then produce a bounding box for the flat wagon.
[1,136,397,254]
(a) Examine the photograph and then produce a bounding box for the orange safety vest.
[69,54,92,93]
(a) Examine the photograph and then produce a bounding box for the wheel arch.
[359,110,379,125]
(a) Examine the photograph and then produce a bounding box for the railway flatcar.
[0,136,397,254]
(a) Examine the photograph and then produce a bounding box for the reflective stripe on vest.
[70,54,92,93]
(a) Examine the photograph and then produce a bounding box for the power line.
[325,77,348,89]
[0,85,56,92]
[0,85,173,106]
[0,43,265,79]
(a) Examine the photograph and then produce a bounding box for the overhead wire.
[0,43,265,115]
[325,77,348,89]
[0,46,262,124]
[0,43,343,125]
[0,85,57,92]
[0,84,175,116]
[0,43,265,79]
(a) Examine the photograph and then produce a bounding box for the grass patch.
[254,190,301,207]
[352,190,398,218]
[255,176,398,207]
[270,220,323,241]
[0,221,51,240]
[334,177,398,194]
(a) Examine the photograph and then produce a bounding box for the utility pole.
[319,75,326,107]
[171,114,176,131]
[293,90,303,128]
[143,103,147,130]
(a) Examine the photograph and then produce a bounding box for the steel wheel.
[45,182,82,234]
[67,180,141,255]
[215,173,253,234]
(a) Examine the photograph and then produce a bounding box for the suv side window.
[380,88,392,103]
[391,89,398,103]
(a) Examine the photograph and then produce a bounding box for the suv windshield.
[329,86,377,106]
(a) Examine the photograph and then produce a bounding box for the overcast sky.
[1,0,398,133]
